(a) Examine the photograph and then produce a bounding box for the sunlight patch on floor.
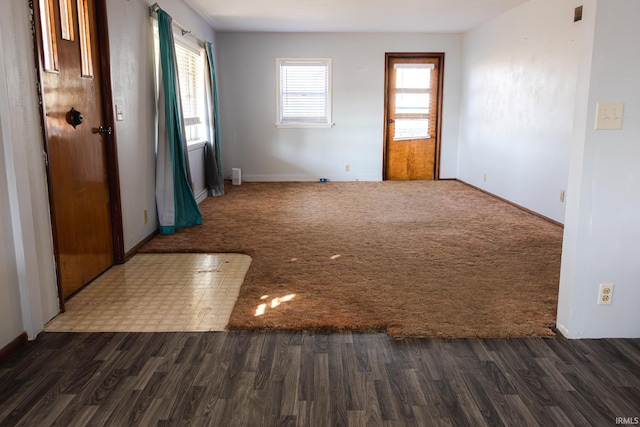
[45,253,251,332]
[254,293,296,316]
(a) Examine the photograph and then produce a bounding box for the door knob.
[67,107,84,128]
[98,126,113,136]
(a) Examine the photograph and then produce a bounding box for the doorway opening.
[383,53,444,180]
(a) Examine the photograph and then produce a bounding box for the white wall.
[216,32,462,182]
[0,1,60,344]
[557,0,640,338]
[107,0,216,252]
[457,0,583,223]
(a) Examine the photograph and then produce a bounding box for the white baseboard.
[555,323,570,338]
[195,188,208,204]
[242,174,382,182]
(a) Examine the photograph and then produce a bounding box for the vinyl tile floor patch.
[45,253,252,333]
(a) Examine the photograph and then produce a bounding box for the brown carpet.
[140,181,563,338]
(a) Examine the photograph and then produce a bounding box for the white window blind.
[175,41,206,142]
[277,58,332,127]
[393,63,435,140]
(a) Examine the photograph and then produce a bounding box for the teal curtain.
[204,42,224,196]
[155,9,202,234]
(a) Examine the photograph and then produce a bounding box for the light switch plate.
[595,102,624,130]
[116,104,124,121]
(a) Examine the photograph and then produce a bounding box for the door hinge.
[43,150,49,167]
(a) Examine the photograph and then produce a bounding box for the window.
[277,58,332,127]
[175,41,206,143]
[152,20,206,144]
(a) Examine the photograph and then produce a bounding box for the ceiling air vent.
[574,5,583,22]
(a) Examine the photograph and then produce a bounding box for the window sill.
[187,140,207,151]
[275,123,335,129]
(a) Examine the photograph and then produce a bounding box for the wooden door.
[384,53,444,180]
[34,0,118,298]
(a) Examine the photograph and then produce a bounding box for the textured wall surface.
[458,0,583,223]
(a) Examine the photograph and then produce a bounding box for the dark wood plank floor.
[0,331,638,426]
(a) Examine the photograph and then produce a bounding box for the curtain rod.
[149,2,208,45]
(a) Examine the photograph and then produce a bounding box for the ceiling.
[184,0,529,33]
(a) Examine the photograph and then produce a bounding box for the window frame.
[276,57,333,128]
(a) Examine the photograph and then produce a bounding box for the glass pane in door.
[59,0,74,40]
[394,64,433,89]
[77,0,93,77]
[39,0,58,72]
[394,119,430,140]
[395,93,430,115]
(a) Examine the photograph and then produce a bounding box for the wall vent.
[574,5,583,22]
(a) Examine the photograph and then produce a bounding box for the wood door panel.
[38,0,114,297]
[386,139,436,180]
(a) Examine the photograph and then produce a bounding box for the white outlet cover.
[597,283,614,305]
[595,102,624,130]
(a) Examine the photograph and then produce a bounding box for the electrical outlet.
[597,283,614,305]
[595,102,624,130]
[144,210,148,225]
[345,164,350,172]
[560,190,565,203]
